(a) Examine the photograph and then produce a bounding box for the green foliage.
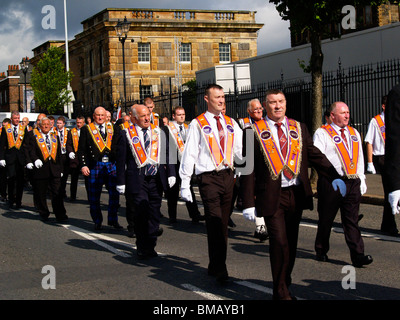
[31,46,73,114]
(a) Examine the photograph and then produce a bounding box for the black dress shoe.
[352,254,373,268]
[316,253,329,262]
[228,217,236,228]
[254,226,268,242]
[94,223,102,230]
[127,230,135,238]
[108,221,123,229]
[150,227,163,237]
[56,215,69,223]
[137,249,158,260]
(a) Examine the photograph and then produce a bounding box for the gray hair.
[39,117,50,126]
[247,98,261,111]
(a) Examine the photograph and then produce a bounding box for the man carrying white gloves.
[313,101,373,268]
[179,84,243,283]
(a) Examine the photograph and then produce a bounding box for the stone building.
[32,8,263,114]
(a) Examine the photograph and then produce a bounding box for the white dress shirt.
[364,112,385,156]
[313,122,365,179]
[179,111,243,189]
[266,116,300,188]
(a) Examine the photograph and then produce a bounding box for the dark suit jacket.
[116,125,176,193]
[66,129,80,169]
[77,123,115,169]
[0,124,28,167]
[24,130,63,180]
[240,122,340,216]
[384,84,400,192]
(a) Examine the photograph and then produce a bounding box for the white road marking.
[181,284,223,300]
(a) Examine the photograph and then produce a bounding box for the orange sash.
[70,128,79,152]
[323,124,359,178]
[5,123,25,150]
[253,118,302,180]
[152,113,159,127]
[373,114,385,143]
[33,129,58,161]
[239,117,252,129]
[196,113,235,170]
[121,122,160,167]
[87,123,113,153]
[167,122,188,158]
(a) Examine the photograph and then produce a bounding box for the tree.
[31,46,73,114]
[269,0,386,133]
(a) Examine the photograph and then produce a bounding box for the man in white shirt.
[179,84,243,283]
[364,96,398,236]
[165,106,203,223]
[313,101,373,267]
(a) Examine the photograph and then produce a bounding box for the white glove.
[116,185,125,194]
[26,163,34,170]
[181,187,193,203]
[0,160,6,167]
[243,207,256,222]
[69,152,76,160]
[332,179,346,197]
[388,190,400,215]
[168,176,176,188]
[34,159,43,168]
[366,162,376,174]
[360,178,367,195]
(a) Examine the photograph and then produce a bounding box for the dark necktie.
[276,122,293,180]
[13,126,18,141]
[45,134,51,150]
[214,116,225,153]
[179,125,185,142]
[59,130,63,143]
[142,128,157,176]
[340,128,348,148]
[99,125,106,141]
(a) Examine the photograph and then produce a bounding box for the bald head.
[93,107,107,125]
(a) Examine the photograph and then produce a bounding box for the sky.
[0,0,291,73]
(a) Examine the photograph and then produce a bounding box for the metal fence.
[117,58,400,138]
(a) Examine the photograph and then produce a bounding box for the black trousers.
[6,161,24,206]
[373,155,398,233]
[125,176,163,253]
[315,176,364,260]
[68,166,80,200]
[166,175,200,221]
[34,177,67,220]
[197,169,234,274]
[264,184,304,300]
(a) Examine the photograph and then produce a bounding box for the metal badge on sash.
[102,155,109,163]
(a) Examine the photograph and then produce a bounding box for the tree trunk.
[310,32,324,188]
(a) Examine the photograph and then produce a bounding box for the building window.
[219,43,231,63]
[140,85,152,100]
[180,43,191,63]
[138,43,151,63]
[99,43,104,73]
[89,49,94,76]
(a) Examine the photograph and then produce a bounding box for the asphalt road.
[0,178,399,311]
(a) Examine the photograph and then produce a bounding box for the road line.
[181,284,223,300]
[234,280,273,296]
[62,224,131,258]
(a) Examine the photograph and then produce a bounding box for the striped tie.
[143,128,157,176]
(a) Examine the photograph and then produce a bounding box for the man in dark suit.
[0,111,28,209]
[116,104,176,259]
[24,117,68,222]
[66,115,85,201]
[385,84,400,221]
[240,89,346,300]
[78,107,121,230]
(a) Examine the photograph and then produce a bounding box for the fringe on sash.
[252,120,303,181]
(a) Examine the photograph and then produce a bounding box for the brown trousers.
[197,169,234,274]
